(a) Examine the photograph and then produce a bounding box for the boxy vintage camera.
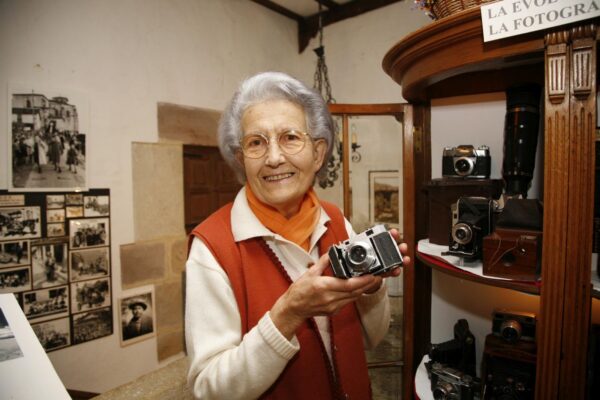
[443,145,491,179]
[429,319,477,377]
[328,225,402,279]
[427,362,481,400]
[492,310,536,343]
[444,197,497,260]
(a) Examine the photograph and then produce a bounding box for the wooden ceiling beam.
[316,0,340,10]
[250,0,303,22]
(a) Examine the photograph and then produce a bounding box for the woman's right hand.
[270,253,377,340]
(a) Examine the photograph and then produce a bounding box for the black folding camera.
[427,362,481,400]
[492,310,536,343]
[444,196,497,260]
[429,319,477,377]
[328,225,402,279]
[443,145,491,179]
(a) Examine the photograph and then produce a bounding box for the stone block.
[120,241,167,287]
[157,102,220,146]
[170,236,188,275]
[157,330,185,362]
[156,281,184,330]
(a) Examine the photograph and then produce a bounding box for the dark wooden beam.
[299,0,404,53]
[250,0,303,22]
[316,0,340,10]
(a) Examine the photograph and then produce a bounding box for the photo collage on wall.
[0,189,112,352]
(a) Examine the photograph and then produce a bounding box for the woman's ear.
[235,150,245,167]
[313,139,328,172]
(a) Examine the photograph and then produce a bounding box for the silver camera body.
[442,145,491,178]
[328,225,402,279]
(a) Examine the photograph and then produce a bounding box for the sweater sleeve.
[185,237,300,400]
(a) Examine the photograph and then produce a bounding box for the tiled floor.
[366,295,403,399]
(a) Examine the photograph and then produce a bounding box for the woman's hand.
[362,228,411,294]
[270,253,377,340]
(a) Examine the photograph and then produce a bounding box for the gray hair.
[218,71,334,186]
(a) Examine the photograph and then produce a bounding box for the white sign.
[481,0,600,42]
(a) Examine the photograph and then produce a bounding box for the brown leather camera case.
[425,178,503,245]
[482,228,542,282]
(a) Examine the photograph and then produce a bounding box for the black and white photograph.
[0,307,24,362]
[47,223,65,238]
[65,193,83,205]
[0,240,29,268]
[0,267,31,294]
[46,194,65,209]
[31,317,70,352]
[9,85,88,191]
[119,288,155,346]
[83,195,110,217]
[71,307,112,345]
[70,247,110,282]
[0,206,41,241]
[31,240,68,289]
[69,218,109,249]
[46,208,65,223]
[23,286,69,322]
[66,206,83,218]
[71,277,111,313]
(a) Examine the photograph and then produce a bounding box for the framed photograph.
[46,208,65,223]
[70,247,110,282]
[8,84,88,192]
[0,240,30,268]
[46,223,65,238]
[69,218,109,249]
[0,206,41,241]
[369,170,400,229]
[23,286,69,322]
[119,286,155,346]
[31,317,70,352]
[31,240,68,289]
[70,277,111,313]
[71,307,112,345]
[0,266,31,294]
[65,193,83,206]
[83,195,110,217]
[46,194,65,209]
[0,306,24,362]
[65,206,83,218]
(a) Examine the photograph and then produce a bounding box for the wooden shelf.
[416,251,541,295]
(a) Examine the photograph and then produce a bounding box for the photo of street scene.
[31,241,68,289]
[0,307,23,362]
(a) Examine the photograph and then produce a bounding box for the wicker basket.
[429,0,495,20]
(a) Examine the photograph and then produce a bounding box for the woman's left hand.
[363,228,410,294]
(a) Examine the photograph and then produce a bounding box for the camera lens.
[349,245,367,263]
[433,382,456,400]
[454,157,474,176]
[500,319,522,343]
[344,242,376,274]
[452,223,473,245]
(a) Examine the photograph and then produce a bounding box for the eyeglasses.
[240,129,312,159]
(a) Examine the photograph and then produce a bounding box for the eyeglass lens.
[241,130,308,158]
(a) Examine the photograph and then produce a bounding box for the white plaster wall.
[0,0,429,393]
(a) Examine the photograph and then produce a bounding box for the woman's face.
[240,99,326,218]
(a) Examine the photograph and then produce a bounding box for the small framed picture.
[0,307,23,361]
[31,239,68,289]
[83,195,110,217]
[70,277,111,313]
[46,208,65,223]
[31,317,71,352]
[23,286,69,322]
[69,218,109,249]
[0,266,31,293]
[65,206,83,219]
[369,170,401,229]
[65,193,83,206]
[0,206,42,241]
[0,240,30,268]
[71,307,112,345]
[70,247,110,282]
[119,286,155,346]
[47,223,65,238]
[46,194,65,209]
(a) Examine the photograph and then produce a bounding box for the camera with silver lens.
[443,145,491,179]
[492,310,536,343]
[427,362,481,400]
[328,225,402,279]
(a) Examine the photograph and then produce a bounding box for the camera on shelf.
[492,310,536,343]
[427,361,481,400]
[429,319,477,377]
[328,224,402,279]
[443,196,497,260]
[443,145,491,179]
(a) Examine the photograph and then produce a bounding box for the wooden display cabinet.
[383,8,598,399]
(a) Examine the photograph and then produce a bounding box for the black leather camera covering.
[496,198,543,230]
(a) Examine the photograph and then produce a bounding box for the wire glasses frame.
[239,129,313,159]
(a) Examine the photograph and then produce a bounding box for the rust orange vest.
[189,201,372,400]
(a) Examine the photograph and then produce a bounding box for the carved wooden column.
[538,23,596,399]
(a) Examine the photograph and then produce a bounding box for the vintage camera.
[328,225,402,279]
[444,197,497,260]
[443,145,491,179]
[429,319,477,377]
[427,361,481,400]
[492,310,536,343]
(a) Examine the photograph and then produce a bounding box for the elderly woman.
[185,72,409,400]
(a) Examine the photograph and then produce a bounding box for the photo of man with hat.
[122,295,153,341]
